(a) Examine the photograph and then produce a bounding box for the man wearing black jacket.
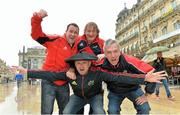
[100,39,157,114]
[13,52,165,114]
[153,51,174,100]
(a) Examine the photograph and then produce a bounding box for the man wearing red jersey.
[31,9,79,114]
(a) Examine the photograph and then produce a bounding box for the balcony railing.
[150,5,180,28]
[141,26,148,33]
[116,18,139,37]
[119,32,139,45]
[153,29,180,43]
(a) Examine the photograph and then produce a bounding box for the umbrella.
[146,46,169,55]
[141,54,174,64]
[141,54,174,67]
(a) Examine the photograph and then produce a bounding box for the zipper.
[81,76,85,98]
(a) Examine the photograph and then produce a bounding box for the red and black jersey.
[76,35,104,55]
[28,69,146,99]
[99,53,155,94]
[31,13,77,86]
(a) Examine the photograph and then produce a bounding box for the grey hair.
[103,39,120,51]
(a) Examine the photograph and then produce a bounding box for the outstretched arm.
[11,66,67,82]
[28,70,67,81]
[99,69,166,85]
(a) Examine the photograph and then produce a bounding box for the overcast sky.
[0,0,137,66]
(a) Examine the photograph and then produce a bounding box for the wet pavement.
[1,82,180,114]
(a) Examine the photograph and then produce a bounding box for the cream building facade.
[0,46,45,83]
[115,0,180,59]
[0,59,14,83]
[18,46,46,69]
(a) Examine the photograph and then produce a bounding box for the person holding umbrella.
[12,52,166,114]
[153,51,174,100]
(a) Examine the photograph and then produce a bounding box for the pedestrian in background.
[15,72,24,88]
[153,51,174,100]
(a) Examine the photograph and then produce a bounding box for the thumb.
[147,69,155,75]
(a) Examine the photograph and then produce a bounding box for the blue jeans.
[41,80,69,114]
[17,80,22,88]
[108,88,150,114]
[155,78,172,97]
[63,94,105,114]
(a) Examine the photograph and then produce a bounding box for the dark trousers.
[77,106,93,114]
[108,88,150,114]
[41,80,70,114]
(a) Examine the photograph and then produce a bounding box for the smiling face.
[75,60,91,76]
[65,24,79,46]
[84,22,99,43]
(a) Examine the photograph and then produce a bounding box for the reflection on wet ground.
[0,82,43,114]
[0,82,180,114]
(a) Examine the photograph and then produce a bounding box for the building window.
[133,15,137,20]
[143,20,145,26]
[133,43,136,49]
[32,59,38,69]
[130,30,133,35]
[174,21,180,30]
[144,36,147,43]
[150,0,154,5]
[162,26,167,35]
[151,14,156,22]
[134,27,138,33]
[130,45,133,52]
[160,7,166,15]
[152,31,157,39]
[121,48,124,53]
[129,18,132,23]
[171,0,177,9]
[142,7,144,13]
[170,43,174,48]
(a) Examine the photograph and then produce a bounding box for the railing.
[150,5,180,28]
[153,29,180,43]
[119,32,139,45]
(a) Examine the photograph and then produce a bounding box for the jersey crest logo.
[71,81,77,85]
[88,80,94,86]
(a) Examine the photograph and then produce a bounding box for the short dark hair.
[66,23,79,33]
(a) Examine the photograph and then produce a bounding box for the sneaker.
[168,96,175,100]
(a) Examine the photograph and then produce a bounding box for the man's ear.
[88,61,92,67]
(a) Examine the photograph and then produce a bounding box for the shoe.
[168,96,175,100]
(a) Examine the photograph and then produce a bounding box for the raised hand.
[135,94,148,105]
[38,9,48,18]
[33,9,48,18]
[97,54,105,61]
[66,68,76,80]
[145,69,166,83]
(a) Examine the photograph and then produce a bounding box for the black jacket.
[28,68,146,99]
[99,54,156,94]
[153,57,168,79]
[153,57,166,72]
